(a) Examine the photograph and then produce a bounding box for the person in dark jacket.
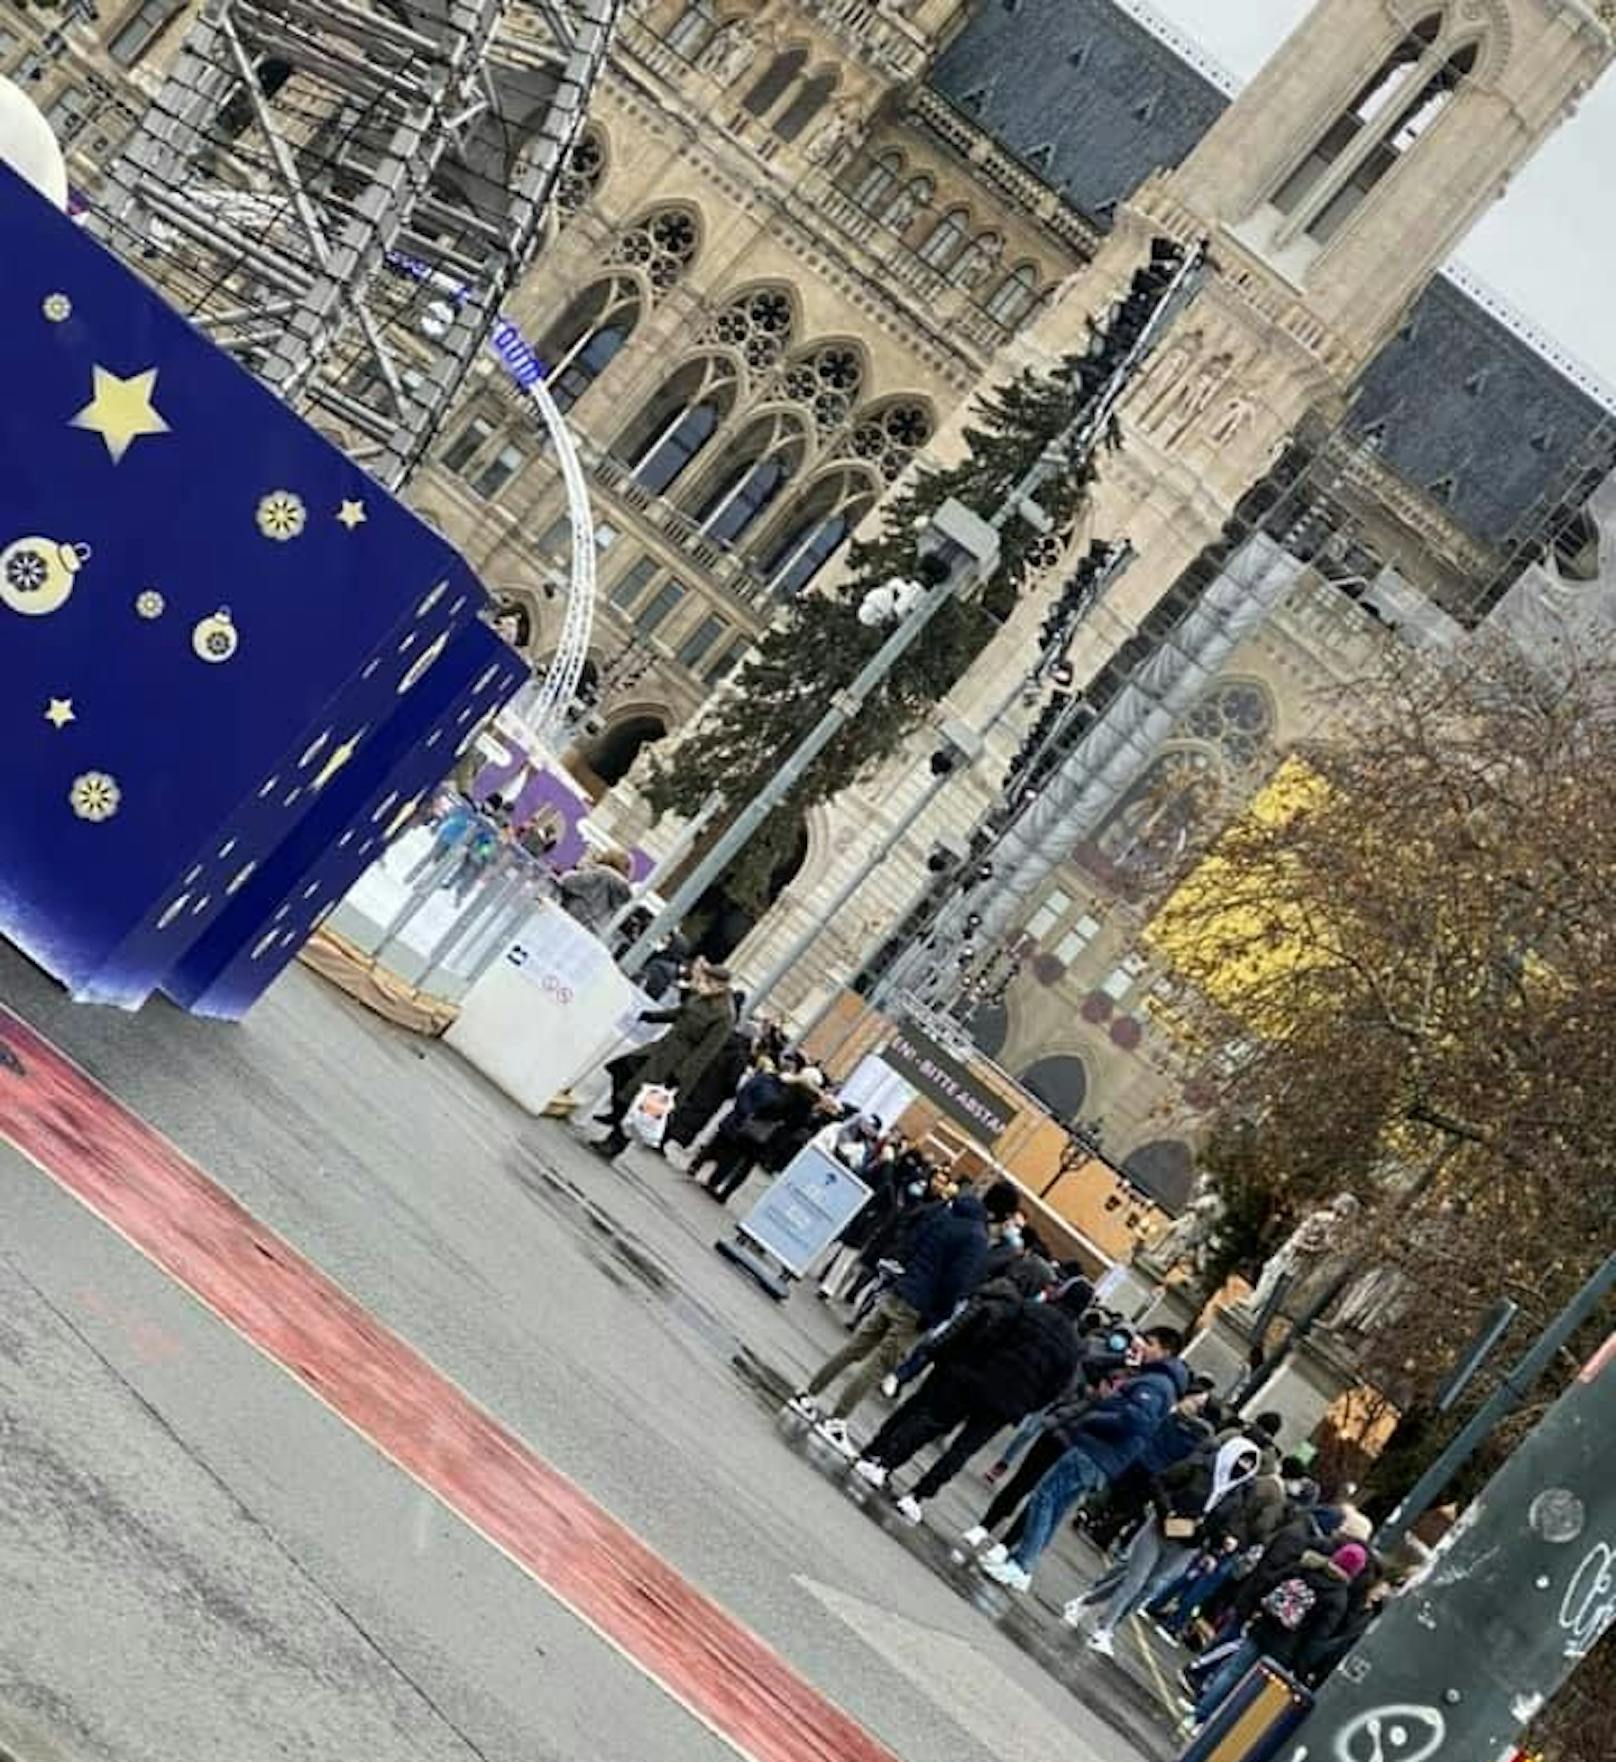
[696,1062,826,1202]
[596,962,737,1158]
[665,1014,752,1150]
[1085,1371,1219,1549]
[792,1186,1009,1453]
[1191,1542,1369,1724]
[982,1328,1189,1592]
[852,1276,1086,1522]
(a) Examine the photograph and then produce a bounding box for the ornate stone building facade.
[12,0,1612,1209]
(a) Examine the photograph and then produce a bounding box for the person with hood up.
[791,1182,1014,1455]
[594,961,737,1159]
[1190,1540,1371,1726]
[1066,1432,1259,1659]
[852,1266,1082,1523]
[982,1326,1189,1592]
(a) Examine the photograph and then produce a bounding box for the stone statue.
[1161,351,1235,445]
[700,19,757,85]
[1241,1192,1362,1322]
[1207,390,1258,446]
[805,105,860,167]
[1137,1175,1225,1281]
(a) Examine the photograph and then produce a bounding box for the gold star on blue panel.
[71,365,170,463]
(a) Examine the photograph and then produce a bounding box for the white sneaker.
[961,1525,991,1551]
[817,1417,858,1458]
[663,1144,693,1172]
[879,1373,900,1399]
[982,1555,1032,1592]
[1086,1628,1117,1658]
[852,1458,888,1489]
[979,1541,1009,1568]
[894,1494,924,1526]
[788,1392,821,1422]
[1062,1599,1093,1630]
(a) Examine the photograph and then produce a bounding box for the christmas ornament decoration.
[336,499,367,531]
[44,698,75,729]
[192,607,239,664]
[255,490,306,541]
[69,772,121,823]
[1,535,89,616]
[135,589,166,619]
[42,293,71,323]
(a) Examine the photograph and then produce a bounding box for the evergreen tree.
[642,353,1106,906]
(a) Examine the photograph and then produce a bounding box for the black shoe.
[599,1133,630,1159]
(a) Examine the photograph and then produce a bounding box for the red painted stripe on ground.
[0,1006,901,1762]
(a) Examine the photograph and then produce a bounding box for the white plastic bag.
[624,1083,676,1148]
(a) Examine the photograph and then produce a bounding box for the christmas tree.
[642,352,1107,912]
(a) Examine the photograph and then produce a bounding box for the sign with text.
[884,1024,1015,1143]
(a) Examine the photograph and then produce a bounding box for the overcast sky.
[1142,0,1616,398]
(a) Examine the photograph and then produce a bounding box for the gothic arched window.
[986,262,1040,327]
[1181,681,1274,772]
[1270,13,1472,248]
[554,127,606,218]
[755,468,879,597]
[687,410,809,545]
[743,47,807,118]
[780,343,865,437]
[665,1,720,60]
[846,398,933,483]
[917,206,970,271]
[615,356,739,495]
[703,285,797,373]
[846,149,902,213]
[538,277,640,411]
[882,173,933,235]
[775,70,837,142]
[610,205,700,297]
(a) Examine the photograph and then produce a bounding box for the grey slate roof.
[1347,276,1613,551]
[926,1,1615,557]
[929,0,1227,224]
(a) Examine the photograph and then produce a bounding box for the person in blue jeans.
[982,1325,1188,1593]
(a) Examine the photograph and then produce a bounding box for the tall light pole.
[619,236,1210,978]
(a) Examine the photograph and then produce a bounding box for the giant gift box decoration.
[0,164,523,1014]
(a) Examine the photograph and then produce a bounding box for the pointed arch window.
[538,277,641,412]
[845,149,902,214]
[609,205,700,297]
[985,262,1040,327]
[743,47,807,118]
[755,469,879,598]
[702,284,796,373]
[614,356,739,495]
[776,70,837,141]
[780,343,866,437]
[1270,13,1473,248]
[687,411,809,545]
[881,173,933,236]
[917,206,970,271]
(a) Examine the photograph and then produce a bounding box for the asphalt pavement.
[0,943,1179,1762]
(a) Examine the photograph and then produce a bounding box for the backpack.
[1262,1575,1318,1631]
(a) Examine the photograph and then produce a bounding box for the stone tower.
[734,0,1615,1022]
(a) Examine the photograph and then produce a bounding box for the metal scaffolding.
[91,0,623,488]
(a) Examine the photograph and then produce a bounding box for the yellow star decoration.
[311,727,365,792]
[44,698,75,729]
[336,499,367,531]
[71,366,170,464]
